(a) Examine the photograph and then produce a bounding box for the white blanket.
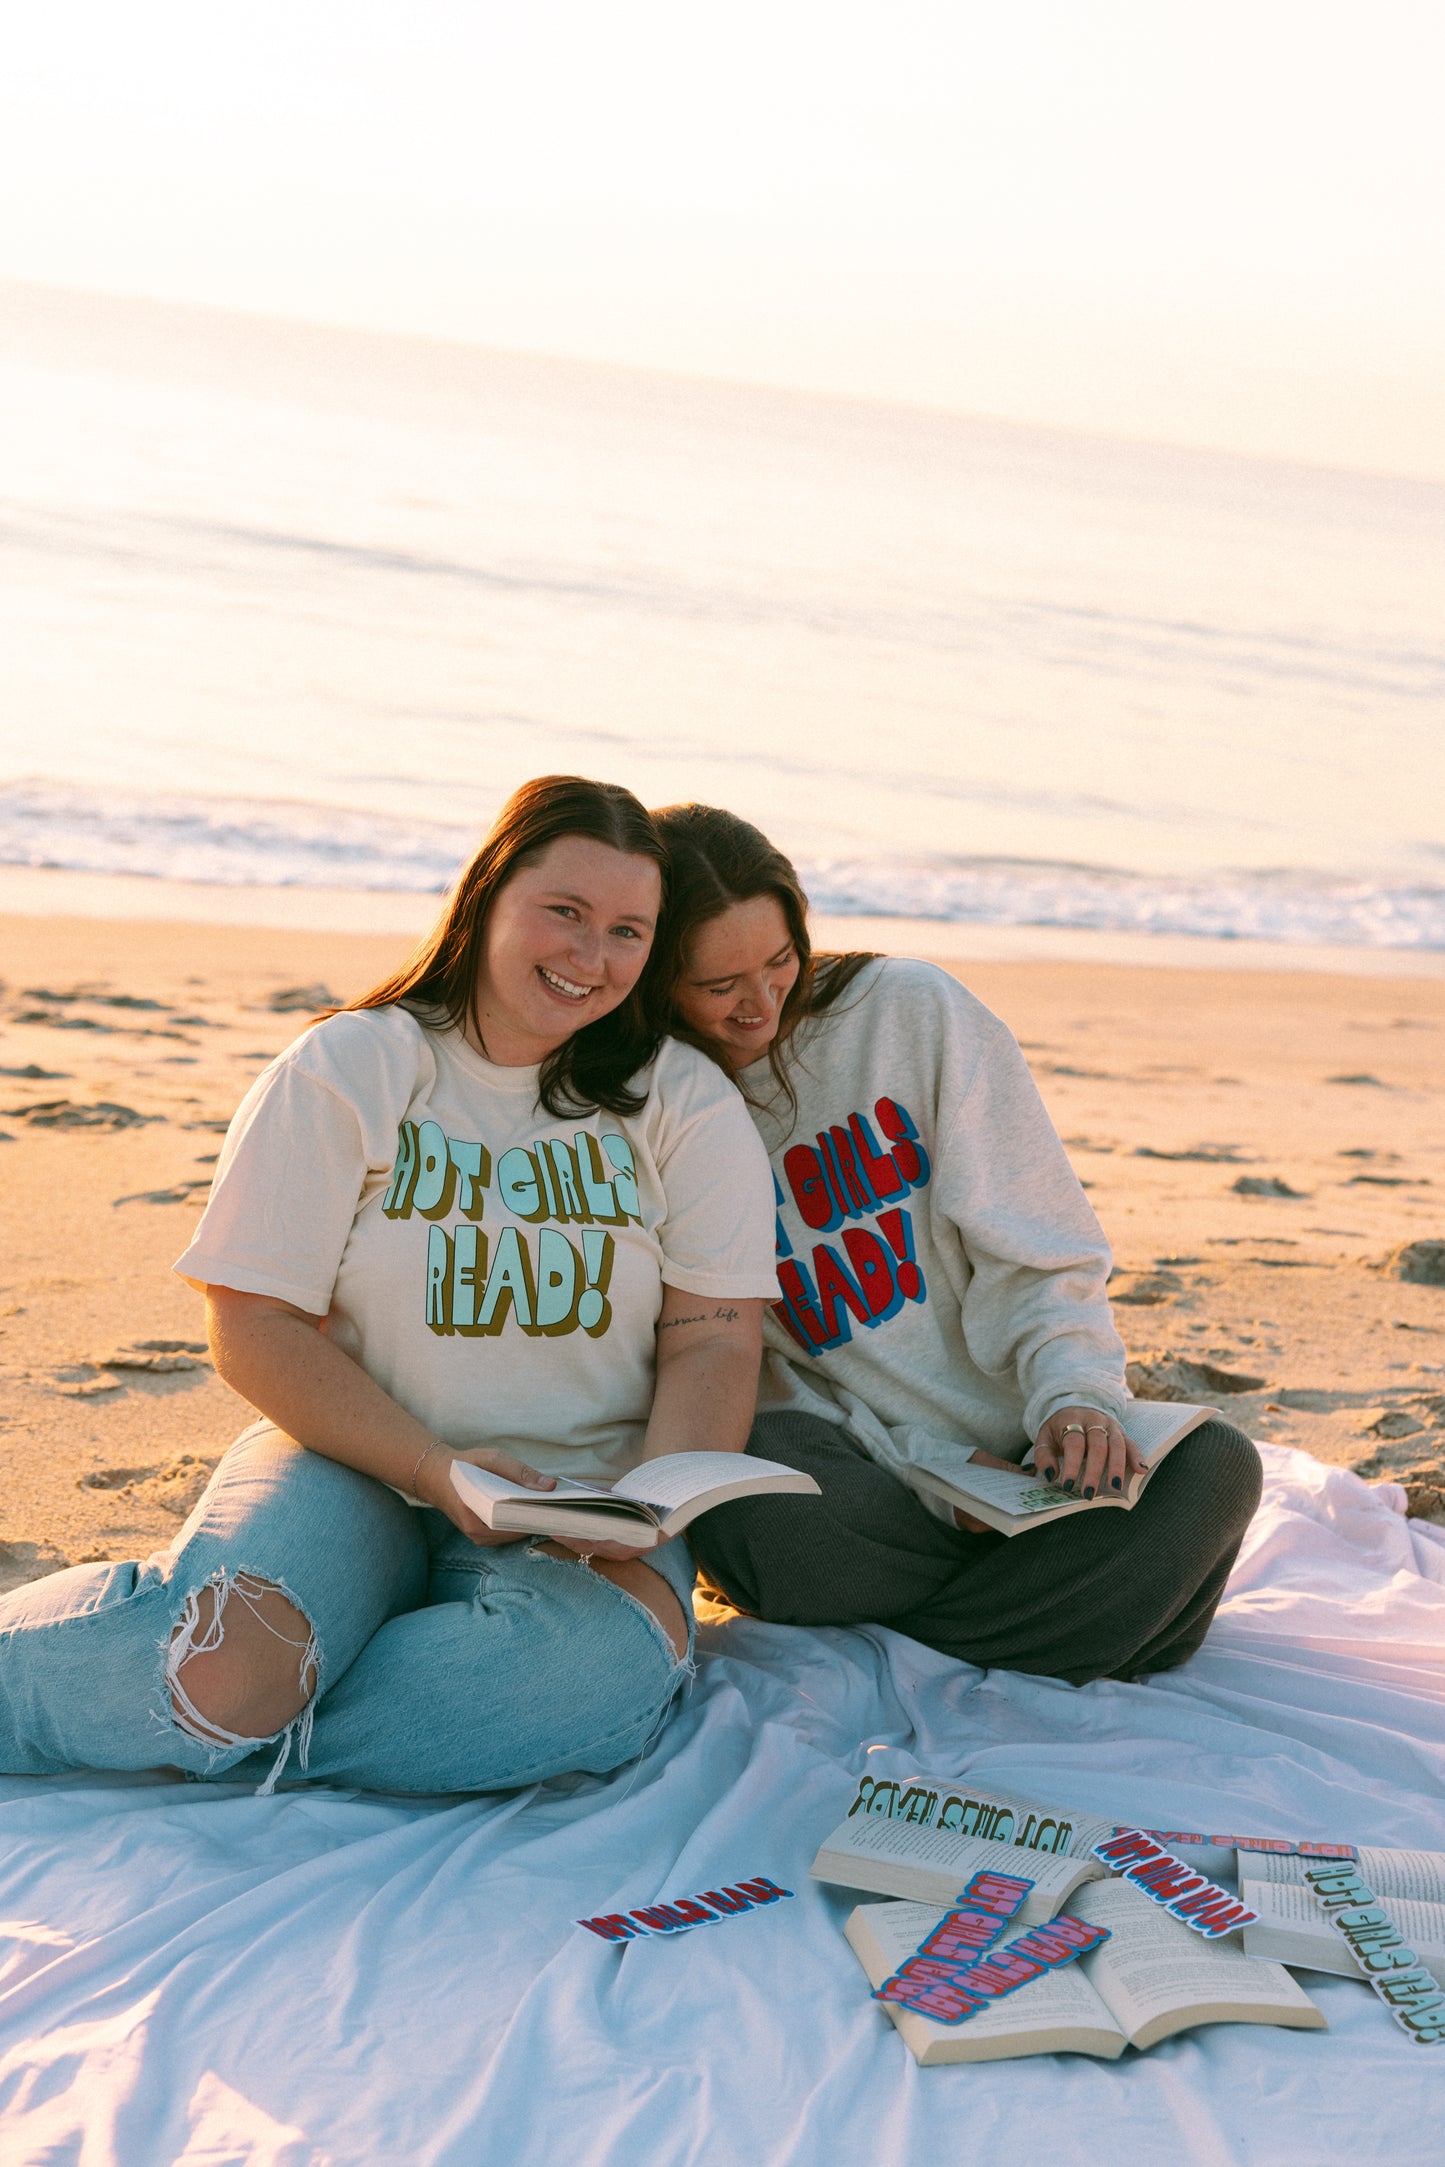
[2,1445,1442,2167]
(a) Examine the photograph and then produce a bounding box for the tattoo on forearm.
[658,1304,742,1331]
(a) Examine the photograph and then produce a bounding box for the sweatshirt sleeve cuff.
[1026,1384,1129,1442]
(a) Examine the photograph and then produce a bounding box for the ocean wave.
[0,781,473,893]
[803,857,1445,950]
[2,781,1442,951]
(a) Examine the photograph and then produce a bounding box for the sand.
[1,910,1442,1594]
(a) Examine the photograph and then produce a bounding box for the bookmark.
[875,1913,1110,2026]
[1302,1862,1445,2045]
[1116,1826,1357,1860]
[578,1875,793,1943]
[1093,1830,1258,1938]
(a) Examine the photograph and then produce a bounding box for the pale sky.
[3,1,1443,476]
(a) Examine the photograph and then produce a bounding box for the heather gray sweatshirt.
[740,958,1129,1504]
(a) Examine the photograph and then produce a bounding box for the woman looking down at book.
[651,804,1262,1686]
[0,778,780,1793]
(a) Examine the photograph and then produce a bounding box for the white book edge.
[910,1403,1218,1534]
[450,1450,819,1544]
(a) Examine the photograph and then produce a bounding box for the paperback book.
[846,1881,1326,2065]
[1241,1846,1445,1990]
[449,1449,819,1548]
[811,1816,1105,1919]
[907,1401,1217,1536]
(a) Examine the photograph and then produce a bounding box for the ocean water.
[1,282,1442,950]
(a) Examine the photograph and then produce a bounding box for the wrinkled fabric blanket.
[1,1444,1442,2167]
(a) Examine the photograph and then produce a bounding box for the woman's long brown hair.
[336,775,669,1117]
[651,802,876,1109]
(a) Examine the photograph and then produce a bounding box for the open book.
[449,1448,819,1548]
[846,1880,1326,2065]
[1241,1846,1445,1989]
[908,1401,1218,1537]
[811,1815,1105,1920]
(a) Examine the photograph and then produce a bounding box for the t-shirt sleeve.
[173,1056,371,1316]
[650,1049,781,1300]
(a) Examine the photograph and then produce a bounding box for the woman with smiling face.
[652,803,1261,1687]
[0,778,778,1793]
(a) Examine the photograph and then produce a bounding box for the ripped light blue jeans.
[0,1422,696,1794]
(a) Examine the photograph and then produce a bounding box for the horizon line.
[4,272,1436,496]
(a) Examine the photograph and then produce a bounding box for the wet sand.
[1,911,1442,1592]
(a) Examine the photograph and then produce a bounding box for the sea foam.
[3,782,1441,952]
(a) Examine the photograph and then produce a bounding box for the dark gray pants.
[690,1412,1263,1686]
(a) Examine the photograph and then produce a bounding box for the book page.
[1241,1879,1445,1982]
[815,1818,1099,1917]
[610,1450,744,1511]
[1114,1401,1215,1463]
[847,1902,1120,2050]
[1242,1846,1445,1904]
[1070,1879,1321,2039]
[609,1450,798,1514]
[920,1459,1089,1522]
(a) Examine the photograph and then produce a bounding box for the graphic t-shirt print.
[380,1118,641,1339]
[771,1096,930,1356]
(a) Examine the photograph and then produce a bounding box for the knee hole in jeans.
[534,1542,690,1662]
[167,1570,318,1752]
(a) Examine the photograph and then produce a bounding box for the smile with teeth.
[538,966,595,1001]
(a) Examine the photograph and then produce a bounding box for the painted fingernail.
[1111,1476,1123,1491]
[1062,1478,1075,1493]
[1044,1468,1057,1483]
[1083,1484,1095,1500]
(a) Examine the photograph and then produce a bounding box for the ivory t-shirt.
[175,1007,779,1483]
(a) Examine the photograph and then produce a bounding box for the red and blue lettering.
[848,1110,907,1201]
[783,1144,843,1233]
[771,1098,931,1353]
[875,1097,930,1187]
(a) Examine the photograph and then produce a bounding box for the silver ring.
[1084,1423,1109,1435]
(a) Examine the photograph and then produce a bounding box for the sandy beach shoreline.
[1,905,1442,1594]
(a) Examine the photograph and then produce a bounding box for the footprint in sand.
[1135,1144,1253,1163]
[261,984,340,1014]
[1126,1356,1267,1399]
[111,1178,213,1207]
[2,1100,160,1131]
[78,1456,219,1518]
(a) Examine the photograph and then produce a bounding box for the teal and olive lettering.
[478,1226,538,1334]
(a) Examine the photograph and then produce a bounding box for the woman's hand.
[529,1287,768,1564]
[415,1443,558,1546]
[1032,1406,1144,1499]
[420,1448,651,1560]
